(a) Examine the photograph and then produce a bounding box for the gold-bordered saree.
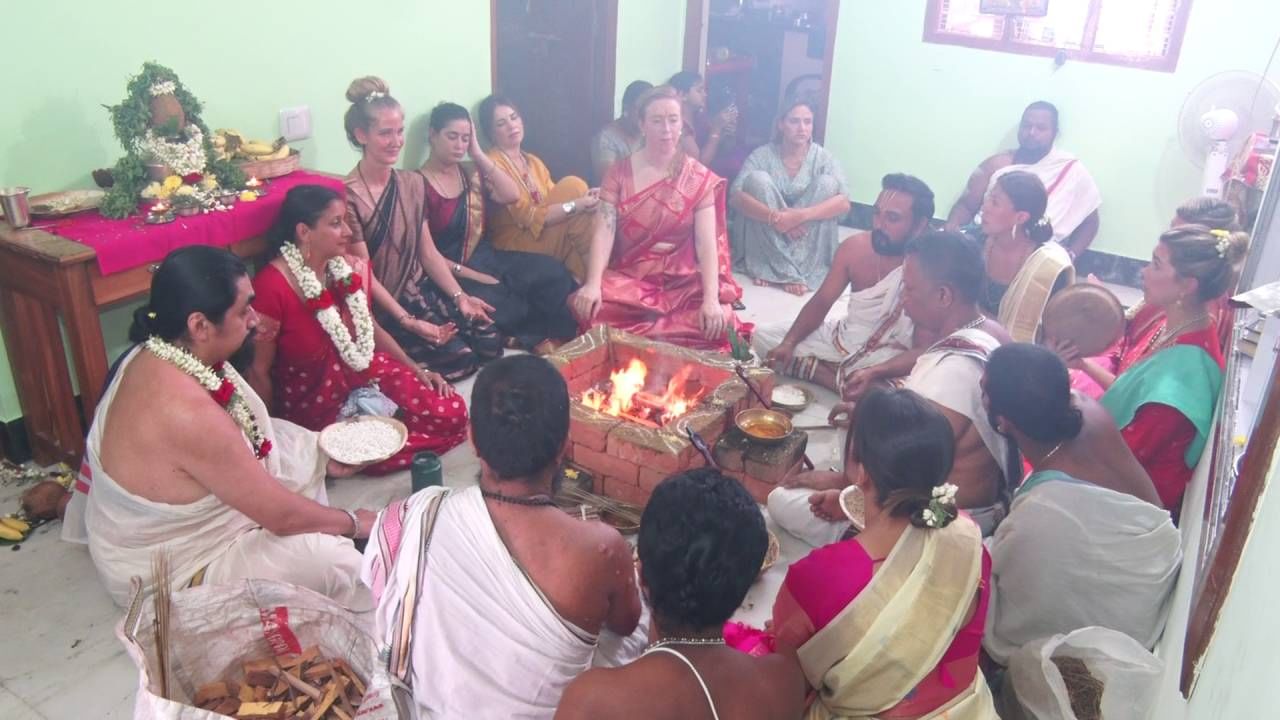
[798,519,997,720]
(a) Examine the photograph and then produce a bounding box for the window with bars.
[924,0,1194,72]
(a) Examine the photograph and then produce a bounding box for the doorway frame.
[489,0,619,135]
[682,0,841,143]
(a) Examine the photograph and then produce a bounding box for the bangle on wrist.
[452,262,462,274]
[451,290,464,303]
[341,509,360,538]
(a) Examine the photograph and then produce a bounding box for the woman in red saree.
[248,185,468,475]
[728,388,996,719]
[571,85,750,353]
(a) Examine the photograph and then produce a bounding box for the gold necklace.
[1142,312,1210,358]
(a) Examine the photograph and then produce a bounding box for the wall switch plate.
[279,106,311,142]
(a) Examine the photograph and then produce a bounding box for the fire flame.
[581,358,706,425]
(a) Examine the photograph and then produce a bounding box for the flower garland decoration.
[144,337,272,459]
[280,242,375,371]
[100,62,245,218]
[133,125,207,177]
[920,483,959,529]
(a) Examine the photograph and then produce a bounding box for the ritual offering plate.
[759,530,781,575]
[840,485,866,533]
[1041,283,1125,357]
[735,408,794,445]
[144,212,174,225]
[770,384,812,413]
[27,189,105,217]
[319,416,408,466]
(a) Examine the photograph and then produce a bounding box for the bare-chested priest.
[753,173,935,390]
[769,231,1015,541]
[61,246,375,607]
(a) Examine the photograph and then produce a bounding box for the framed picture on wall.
[978,0,1050,16]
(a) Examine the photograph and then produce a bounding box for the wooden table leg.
[57,263,111,424]
[0,286,82,464]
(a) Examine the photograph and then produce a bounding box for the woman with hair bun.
[977,170,1075,343]
[980,343,1179,669]
[1058,224,1249,511]
[341,76,504,381]
[745,387,996,718]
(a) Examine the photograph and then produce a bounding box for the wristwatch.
[562,200,576,215]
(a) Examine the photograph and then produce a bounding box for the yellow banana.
[0,517,30,533]
[0,524,22,541]
[241,141,276,156]
[265,145,291,160]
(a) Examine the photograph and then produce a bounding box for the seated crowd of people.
[47,68,1255,718]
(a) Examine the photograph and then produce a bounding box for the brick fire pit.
[546,325,777,508]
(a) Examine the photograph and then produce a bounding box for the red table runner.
[40,171,345,275]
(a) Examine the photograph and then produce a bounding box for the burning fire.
[581,358,707,426]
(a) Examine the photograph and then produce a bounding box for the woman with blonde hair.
[341,76,502,381]
[1066,224,1248,512]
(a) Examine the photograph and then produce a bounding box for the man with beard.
[60,246,375,608]
[362,356,646,717]
[945,101,1101,259]
[770,232,1014,542]
[754,173,934,390]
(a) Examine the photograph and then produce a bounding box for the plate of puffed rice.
[319,416,408,466]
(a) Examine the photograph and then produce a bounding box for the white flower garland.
[144,337,270,458]
[133,125,207,176]
[149,80,177,97]
[280,242,375,371]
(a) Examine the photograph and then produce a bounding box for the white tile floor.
[0,252,1140,718]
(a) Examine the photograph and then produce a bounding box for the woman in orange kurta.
[480,95,597,281]
[571,86,750,353]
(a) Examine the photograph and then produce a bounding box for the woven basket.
[236,149,301,180]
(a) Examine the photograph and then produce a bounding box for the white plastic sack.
[1007,626,1163,720]
[118,578,396,719]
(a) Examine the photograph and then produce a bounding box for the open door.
[492,0,618,180]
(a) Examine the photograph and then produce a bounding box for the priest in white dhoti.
[755,174,935,391]
[980,343,1181,665]
[945,101,1102,258]
[362,356,647,719]
[770,231,1015,543]
[61,247,373,608]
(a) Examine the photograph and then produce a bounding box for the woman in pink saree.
[571,85,750,352]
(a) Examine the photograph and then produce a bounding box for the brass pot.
[735,407,794,445]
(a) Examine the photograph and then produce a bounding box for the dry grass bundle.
[1052,656,1104,720]
[151,551,173,700]
[556,484,642,533]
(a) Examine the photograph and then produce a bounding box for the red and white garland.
[280,242,375,372]
[144,337,272,459]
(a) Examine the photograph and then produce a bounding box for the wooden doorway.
[683,0,840,145]
[492,0,618,180]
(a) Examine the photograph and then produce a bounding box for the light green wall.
[824,0,1280,260]
[614,0,688,113]
[0,0,689,424]
[0,0,493,422]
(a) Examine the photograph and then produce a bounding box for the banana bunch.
[213,130,292,162]
[0,516,30,542]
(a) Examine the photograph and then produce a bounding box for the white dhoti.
[362,486,648,719]
[753,266,913,380]
[767,486,850,549]
[988,147,1102,242]
[66,346,365,608]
